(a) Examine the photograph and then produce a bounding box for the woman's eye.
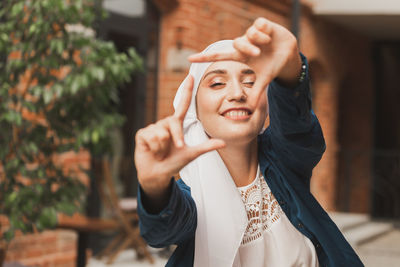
[210,82,225,88]
[243,81,255,87]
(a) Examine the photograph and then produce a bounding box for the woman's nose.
[227,81,247,102]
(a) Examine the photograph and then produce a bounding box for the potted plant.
[0,0,142,264]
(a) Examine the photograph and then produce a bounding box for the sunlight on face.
[196,60,268,145]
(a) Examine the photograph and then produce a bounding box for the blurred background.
[0,0,399,266]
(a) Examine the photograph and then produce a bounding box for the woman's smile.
[221,107,252,120]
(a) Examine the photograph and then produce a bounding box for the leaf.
[34,183,43,195]
[4,230,14,242]
[53,84,64,98]
[110,64,120,76]
[71,78,80,94]
[10,2,24,17]
[91,130,99,143]
[56,202,77,216]
[5,158,20,170]
[1,110,22,125]
[50,39,64,55]
[43,90,53,104]
[5,192,18,206]
[92,67,105,82]
[29,142,39,154]
[10,215,27,231]
[29,24,37,35]
[38,168,45,178]
[37,207,57,230]
[0,33,9,42]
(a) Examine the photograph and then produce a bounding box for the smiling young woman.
[196,60,268,188]
[134,18,364,267]
[197,61,267,142]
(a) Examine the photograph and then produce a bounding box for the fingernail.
[188,54,198,61]
[177,140,183,148]
[253,48,260,55]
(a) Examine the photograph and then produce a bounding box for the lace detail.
[238,173,283,245]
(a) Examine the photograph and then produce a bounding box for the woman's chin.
[216,131,259,147]
[203,120,264,146]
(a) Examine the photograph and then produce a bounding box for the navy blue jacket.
[137,55,364,267]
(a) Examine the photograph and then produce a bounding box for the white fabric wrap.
[173,40,248,267]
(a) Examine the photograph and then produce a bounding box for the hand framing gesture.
[189,17,302,105]
[134,75,226,201]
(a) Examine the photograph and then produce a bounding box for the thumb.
[185,139,226,161]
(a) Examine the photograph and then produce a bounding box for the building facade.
[4,0,400,265]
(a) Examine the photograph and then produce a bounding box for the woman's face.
[196,60,268,145]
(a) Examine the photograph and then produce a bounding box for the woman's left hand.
[188,17,302,104]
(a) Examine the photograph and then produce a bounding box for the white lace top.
[233,168,319,267]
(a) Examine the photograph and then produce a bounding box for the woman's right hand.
[189,17,301,106]
[134,75,226,203]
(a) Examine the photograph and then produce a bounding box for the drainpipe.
[291,0,300,41]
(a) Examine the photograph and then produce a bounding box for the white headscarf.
[172,40,249,267]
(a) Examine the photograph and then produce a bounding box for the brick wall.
[1,214,77,267]
[300,10,374,212]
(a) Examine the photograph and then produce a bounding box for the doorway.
[86,0,160,255]
[372,42,400,219]
[98,1,160,198]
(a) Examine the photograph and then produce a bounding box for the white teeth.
[225,110,249,117]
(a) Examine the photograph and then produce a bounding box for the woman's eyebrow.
[203,69,227,80]
[241,69,255,75]
[202,68,254,81]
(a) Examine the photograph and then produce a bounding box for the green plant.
[0,0,142,241]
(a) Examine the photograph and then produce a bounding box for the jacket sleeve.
[263,53,326,183]
[137,178,197,248]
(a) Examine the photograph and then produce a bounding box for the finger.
[186,139,226,161]
[167,117,185,148]
[233,36,260,57]
[154,128,172,160]
[135,128,150,151]
[246,26,271,45]
[188,50,243,63]
[249,75,273,108]
[174,75,194,120]
[144,125,168,160]
[254,17,273,35]
[146,134,162,157]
